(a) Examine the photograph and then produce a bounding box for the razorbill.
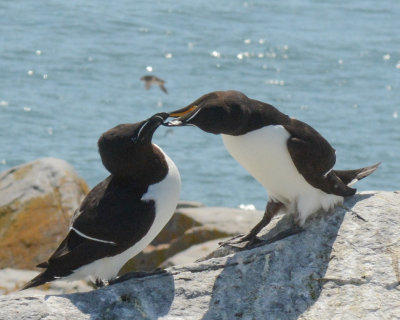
[140,75,168,94]
[22,113,181,289]
[166,90,380,246]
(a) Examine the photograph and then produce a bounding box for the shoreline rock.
[0,158,89,270]
[0,191,399,319]
[121,205,263,273]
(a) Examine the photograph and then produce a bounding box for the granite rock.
[0,158,89,269]
[160,237,230,268]
[120,205,263,273]
[1,191,399,320]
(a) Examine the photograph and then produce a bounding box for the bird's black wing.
[284,119,356,196]
[40,176,156,274]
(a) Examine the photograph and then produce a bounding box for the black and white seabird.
[23,113,181,290]
[166,90,380,246]
[140,75,168,94]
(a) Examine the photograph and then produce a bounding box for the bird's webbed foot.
[219,225,304,250]
[262,225,304,244]
[108,268,167,286]
[218,233,264,249]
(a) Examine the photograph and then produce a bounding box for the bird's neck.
[117,145,169,186]
[228,100,291,136]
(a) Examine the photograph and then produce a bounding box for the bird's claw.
[94,278,106,288]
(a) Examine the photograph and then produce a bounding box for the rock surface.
[0,158,89,269]
[160,237,230,268]
[1,191,399,320]
[121,204,263,273]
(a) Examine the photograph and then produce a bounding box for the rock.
[0,158,89,269]
[1,191,399,319]
[0,268,92,295]
[160,237,230,268]
[176,200,205,209]
[120,205,263,273]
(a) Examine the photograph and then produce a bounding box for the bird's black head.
[98,112,168,178]
[165,90,250,135]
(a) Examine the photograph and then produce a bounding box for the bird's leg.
[242,201,284,242]
[219,201,284,248]
[108,268,167,286]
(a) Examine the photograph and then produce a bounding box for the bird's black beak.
[163,105,199,127]
[132,112,169,143]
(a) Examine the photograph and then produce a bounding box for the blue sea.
[1,1,399,210]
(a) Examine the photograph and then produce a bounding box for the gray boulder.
[0,191,399,320]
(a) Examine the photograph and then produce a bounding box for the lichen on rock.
[0,158,89,269]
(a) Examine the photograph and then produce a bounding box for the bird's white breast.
[69,145,181,281]
[222,126,342,224]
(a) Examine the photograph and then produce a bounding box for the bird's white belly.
[222,126,343,224]
[68,145,181,281]
[222,126,309,200]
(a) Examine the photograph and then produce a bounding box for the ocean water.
[1,0,399,210]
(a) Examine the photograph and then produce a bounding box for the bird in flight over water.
[141,75,168,94]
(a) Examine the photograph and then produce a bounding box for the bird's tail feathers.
[334,162,381,187]
[36,261,49,268]
[21,269,55,290]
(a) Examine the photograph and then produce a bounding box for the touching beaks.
[162,105,199,127]
[168,105,198,117]
[163,119,183,127]
[132,112,169,143]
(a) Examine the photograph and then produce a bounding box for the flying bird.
[166,90,379,247]
[140,75,168,94]
[23,113,181,289]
